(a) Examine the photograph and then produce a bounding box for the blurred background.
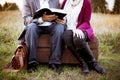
[0,0,120,80]
[0,0,120,14]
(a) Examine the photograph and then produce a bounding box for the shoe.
[76,55,89,74]
[27,66,37,73]
[49,64,61,74]
[27,61,39,73]
[92,62,106,74]
[79,57,89,74]
[81,63,89,74]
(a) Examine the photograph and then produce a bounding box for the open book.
[33,8,67,20]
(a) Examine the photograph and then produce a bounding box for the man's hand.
[73,29,85,39]
[55,18,66,24]
[42,12,58,22]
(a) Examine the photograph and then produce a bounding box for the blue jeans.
[22,22,64,67]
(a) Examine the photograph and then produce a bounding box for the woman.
[62,0,106,74]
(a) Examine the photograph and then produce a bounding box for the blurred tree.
[91,0,108,13]
[0,4,2,11]
[8,3,19,10]
[3,2,8,10]
[112,0,120,14]
[3,2,19,11]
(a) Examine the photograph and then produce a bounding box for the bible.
[33,8,67,20]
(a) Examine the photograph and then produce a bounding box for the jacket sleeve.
[77,0,92,30]
[22,0,33,26]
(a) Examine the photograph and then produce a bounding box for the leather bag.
[3,42,28,72]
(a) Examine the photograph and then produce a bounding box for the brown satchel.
[3,42,28,72]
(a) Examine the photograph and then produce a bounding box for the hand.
[42,12,58,22]
[73,29,84,39]
[55,18,66,24]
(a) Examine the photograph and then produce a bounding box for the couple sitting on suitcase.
[17,0,105,74]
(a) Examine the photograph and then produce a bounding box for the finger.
[78,34,81,38]
[82,34,85,39]
[80,33,83,39]
[73,32,75,37]
[81,33,84,39]
[43,12,47,15]
[77,33,79,37]
[52,16,58,20]
[56,19,60,22]
[47,15,55,18]
[77,33,80,38]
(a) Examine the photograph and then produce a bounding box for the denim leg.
[49,24,64,64]
[25,23,39,66]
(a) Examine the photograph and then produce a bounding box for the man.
[18,0,65,73]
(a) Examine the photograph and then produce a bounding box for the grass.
[0,10,120,80]
[91,13,120,34]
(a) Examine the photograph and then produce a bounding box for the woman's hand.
[73,29,84,39]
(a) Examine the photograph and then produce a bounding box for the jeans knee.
[55,24,64,36]
[26,23,38,39]
[27,23,37,31]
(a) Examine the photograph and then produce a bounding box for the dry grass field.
[0,10,120,80]
[91,13,120,34]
